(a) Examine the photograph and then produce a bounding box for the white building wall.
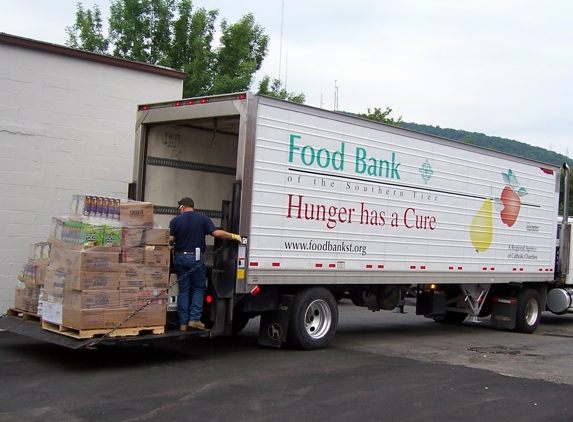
[0,43,183,310]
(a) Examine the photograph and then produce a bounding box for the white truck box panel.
[247,102,559,278]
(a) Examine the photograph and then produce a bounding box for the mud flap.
[490,298,517,330]
[258,295,293,348]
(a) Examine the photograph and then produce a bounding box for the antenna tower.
[334,80,339,111]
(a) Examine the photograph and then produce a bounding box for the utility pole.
[278,0,285,82]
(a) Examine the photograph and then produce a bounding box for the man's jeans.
[174,254,206,325]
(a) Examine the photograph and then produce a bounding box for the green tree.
[257,75,305,103]
[462,135,475,145]
[65,1,269,98]
[65,3,108,53]
[357,107,403,126]
[211,14,269,95]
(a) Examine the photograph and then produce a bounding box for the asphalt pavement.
[1,300,573,421]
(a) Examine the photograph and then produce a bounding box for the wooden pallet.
[8,308,42,323]
[41,320,165,339]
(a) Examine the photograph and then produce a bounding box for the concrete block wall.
[0,42,183,311]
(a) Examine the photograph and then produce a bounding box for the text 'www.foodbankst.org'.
[284,240,367,256]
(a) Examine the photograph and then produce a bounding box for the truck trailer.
[3,92,573,350]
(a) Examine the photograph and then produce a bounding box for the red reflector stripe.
[200,98,209,104]
[315,263,323,268]
[410,265,416,270]
[458,267,463,270]
[421,266,426,270]
[449,266,454,270]
[540,167,554,175]
[250,262,258,267]
[378,265,384,269]
[187,100,195,105]
[329,263,336,268]
[366,264,373,269]
[482,267,487,271]
[174,102,182,106]
[272,262,280,267]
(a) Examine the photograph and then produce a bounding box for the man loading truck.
[169,197,241,332]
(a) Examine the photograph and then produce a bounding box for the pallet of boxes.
[11,242,50,321]
[37,195,171,339]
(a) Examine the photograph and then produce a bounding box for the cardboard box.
[122,228,146,248]
[122,247,144,264]
[70,290,120,309]
[62,305,167,329]
[51,249,120,273]
[145,228,170,245]
[15,280,42,300]
[68,270,120,290]
[119,202,154,226]
[14,296,39,313]
[144,245,170,267]
[145,266,169,287]
[118,265,146,287]
[43,302,63,325]
[34,264,48,285]
[62,307,106,330]
[44,269,67,304]
[119,287,139,309]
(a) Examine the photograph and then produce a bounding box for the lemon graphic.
[470,198,493,252]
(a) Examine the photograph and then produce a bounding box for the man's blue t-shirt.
[169,211,217,253]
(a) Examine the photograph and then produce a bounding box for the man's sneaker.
[180,325,188,332]
[188,320,205,330]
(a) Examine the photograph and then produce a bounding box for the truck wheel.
[515,289,541,334]
[288,287,339,350]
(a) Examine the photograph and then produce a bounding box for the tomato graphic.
[500,186,521,227]
[499,170,527,227]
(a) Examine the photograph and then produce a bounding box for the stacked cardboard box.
[13,243,49,315]
[38,196,171,331]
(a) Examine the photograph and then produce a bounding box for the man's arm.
[169,235,176,244]
[211,229,241,242]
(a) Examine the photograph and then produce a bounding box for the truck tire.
[287,287,339,350]
[515,288,541,334]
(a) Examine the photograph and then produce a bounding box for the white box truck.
[2,92,572,350]
[128,92,572,349]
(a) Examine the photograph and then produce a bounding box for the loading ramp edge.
[0,315,209,349]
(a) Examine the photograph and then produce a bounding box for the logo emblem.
[268,323,282,340]
[419,159,433,184]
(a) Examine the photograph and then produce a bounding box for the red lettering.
[287,194,303,219]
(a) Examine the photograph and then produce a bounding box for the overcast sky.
[2,0,572,156]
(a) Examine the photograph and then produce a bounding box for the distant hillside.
[401,122,573,169]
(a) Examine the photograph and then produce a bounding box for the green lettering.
[355,147,366,173]
[289,134,301,163]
